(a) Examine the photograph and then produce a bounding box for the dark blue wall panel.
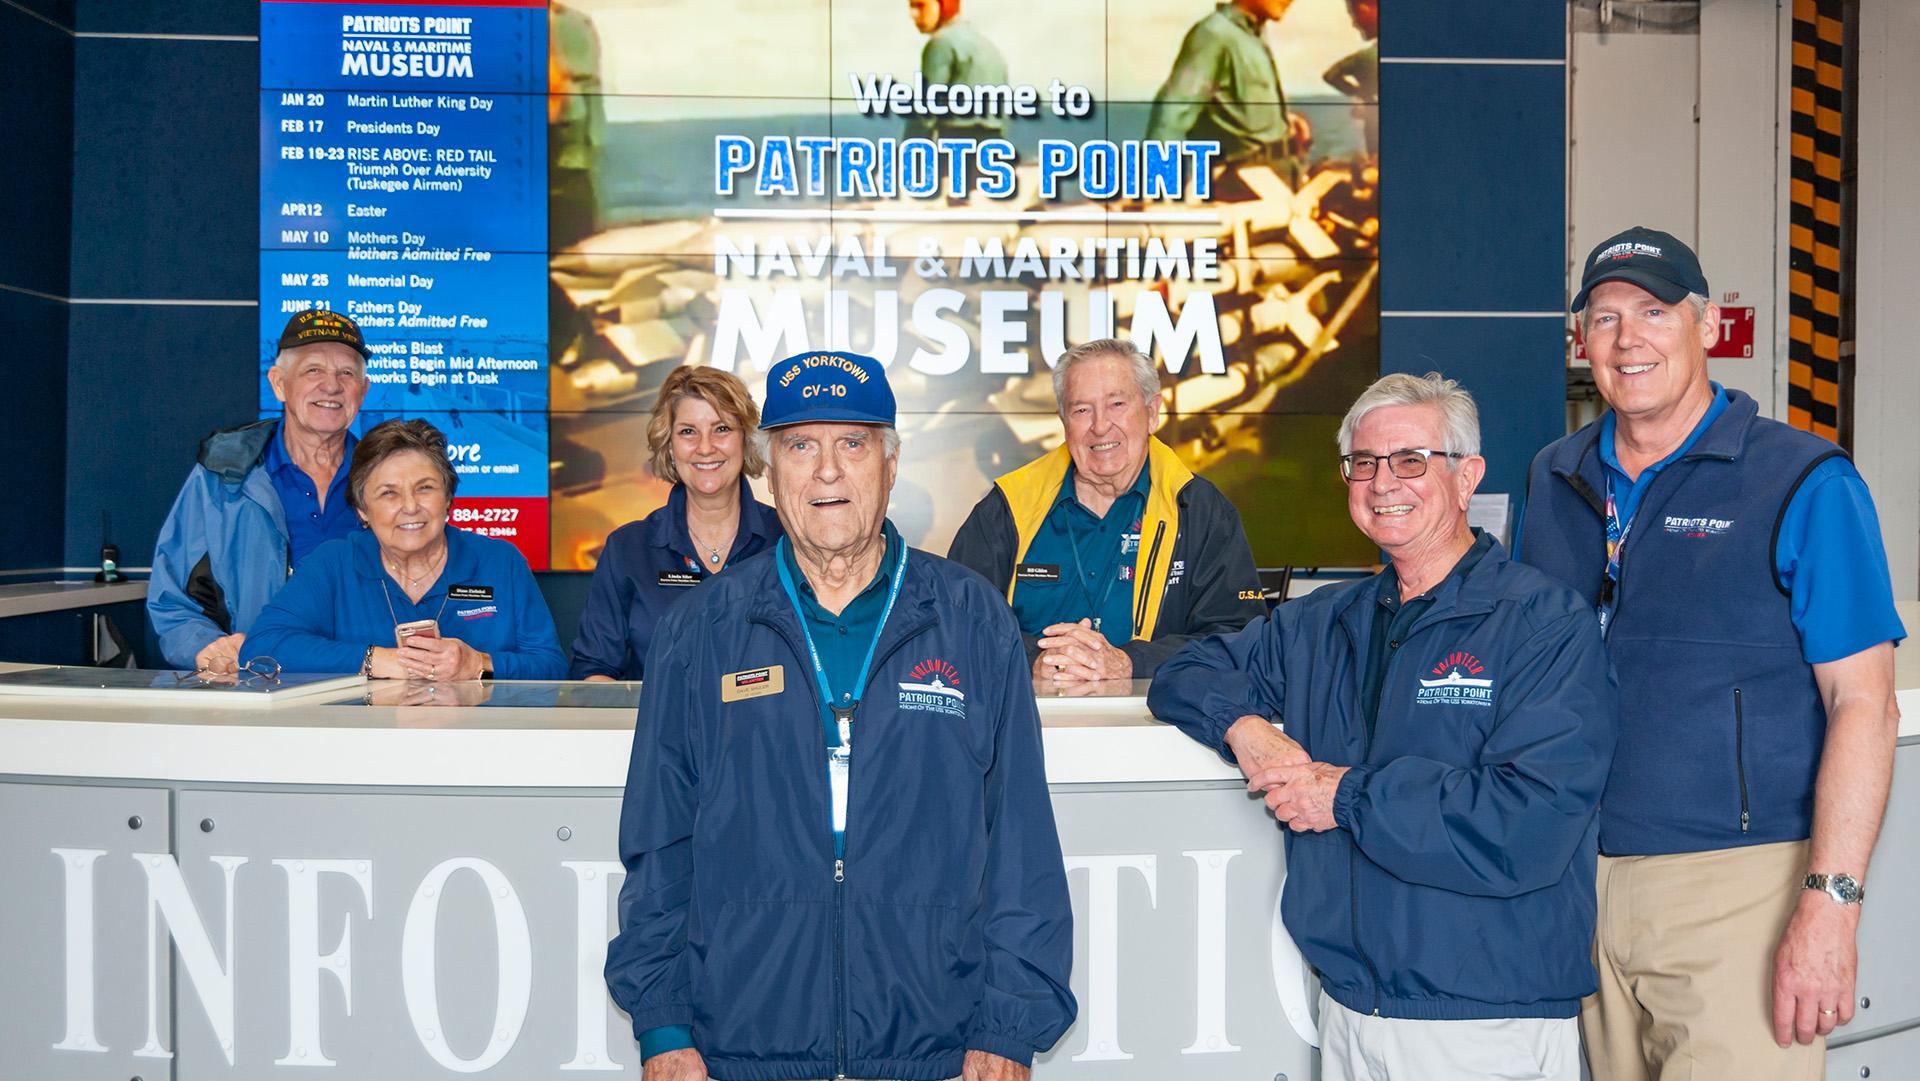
[1380,62,1567,315]
[1380,3,1565,61]
[64,303,257,566]
[1381,316,1566,504]
[75,0,255,36]
[10,0,75,28]
[1,3,75,297]
[1,0,73,572]
[69,38,256,300]
[0,291,71,570]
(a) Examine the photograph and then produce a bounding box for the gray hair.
[1576,290,1710,335]
[1337,372,1481,458]
[752,424,901,465]
[1052,338,1159,416]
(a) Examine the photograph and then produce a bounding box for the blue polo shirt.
[245,526,566,678]
[1590,384,1904,663]
[1010,462,1150,647]
[568,480,783,680]
[263,422,359,566]
[639,521,900,1063]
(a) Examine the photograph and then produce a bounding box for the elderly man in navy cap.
[606,352,1077,1081]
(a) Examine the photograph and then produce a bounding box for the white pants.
[1318,990,1581,1081]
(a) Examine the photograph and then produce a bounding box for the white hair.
[752,424,901,465]
[1337,372,1481,458]
[1051,338,1158,416]
[1576,290,1710,334]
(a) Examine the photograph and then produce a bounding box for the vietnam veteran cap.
[277,308,371,360]
[1571,226,1710,314]
[761,350,896,429]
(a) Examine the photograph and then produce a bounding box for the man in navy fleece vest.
[1519,227,1905,1079]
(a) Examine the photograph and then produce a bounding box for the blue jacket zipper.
[751,609,935,1079]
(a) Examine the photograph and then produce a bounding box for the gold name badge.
[721,665,785,703]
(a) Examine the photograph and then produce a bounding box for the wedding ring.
[1820,1008,1837,1016]
[429,666,436,679]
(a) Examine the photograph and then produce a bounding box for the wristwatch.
[1804,872,1865,906]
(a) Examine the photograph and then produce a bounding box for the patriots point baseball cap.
[761,350,896,429]
[1571,226,1710,314]
[278,308,371,360]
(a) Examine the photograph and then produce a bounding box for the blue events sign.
[259,0,550,567]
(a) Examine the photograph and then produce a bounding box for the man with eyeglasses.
[1519,227,1904,1079]
[1149,372,1616,1080]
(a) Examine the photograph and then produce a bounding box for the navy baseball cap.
[761,350,896,429]
[1571,226,1710,314]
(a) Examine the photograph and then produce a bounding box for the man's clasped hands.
[1223,714,1350,833]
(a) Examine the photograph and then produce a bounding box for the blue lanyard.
[1598,472,1637,637]
[775,535,908,859]
[1062,511,1131,633]
[774,534,908,738]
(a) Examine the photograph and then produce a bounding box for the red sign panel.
[450,497,549,571]
[1570,305,1756,363]
[1709,306,1756,358]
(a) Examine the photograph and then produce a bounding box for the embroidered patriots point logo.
[898,658,965,717]
[1416,651,1495,707]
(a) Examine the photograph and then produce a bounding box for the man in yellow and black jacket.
[949,339,1265,682]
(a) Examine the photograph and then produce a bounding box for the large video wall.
[261,0,1381,571]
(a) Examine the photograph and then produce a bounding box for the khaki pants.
[1583,840,1824,1080]
[1318,990,1580,1080]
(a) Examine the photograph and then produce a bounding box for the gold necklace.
[385,545,446,591]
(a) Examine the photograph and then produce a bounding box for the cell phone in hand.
[395,619,440,644]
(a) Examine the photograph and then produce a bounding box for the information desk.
[2,669,1916,1080]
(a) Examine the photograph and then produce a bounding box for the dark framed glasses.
[1340,447,1468,482]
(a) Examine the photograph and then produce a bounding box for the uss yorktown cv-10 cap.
[1571,226,1710,314]
[277,308,371,360]
[760,350,896,430]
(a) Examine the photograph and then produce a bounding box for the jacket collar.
[1338,531,1508,639]
[1549,387,1758,488]
[744,521,939,653]
[198,419,282,484]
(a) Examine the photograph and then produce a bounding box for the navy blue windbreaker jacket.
[605,544,1077,1081]
[1149,541,1617,1020]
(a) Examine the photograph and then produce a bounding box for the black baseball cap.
[277,308,370,360]
[1571,226,1709,314]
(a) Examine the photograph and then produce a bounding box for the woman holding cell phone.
[246,419,567,680]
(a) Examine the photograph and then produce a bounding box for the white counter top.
[4,601,1917,790]
[0,673,1249,788]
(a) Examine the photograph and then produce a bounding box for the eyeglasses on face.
[1340,447,1468,482]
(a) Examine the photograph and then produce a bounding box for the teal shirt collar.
[1053,458,1152,514]
[778,521,902,618]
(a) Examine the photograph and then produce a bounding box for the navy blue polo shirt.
[264,422,359,566]
[568,480,783,680]
[1010,462,1150,647]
